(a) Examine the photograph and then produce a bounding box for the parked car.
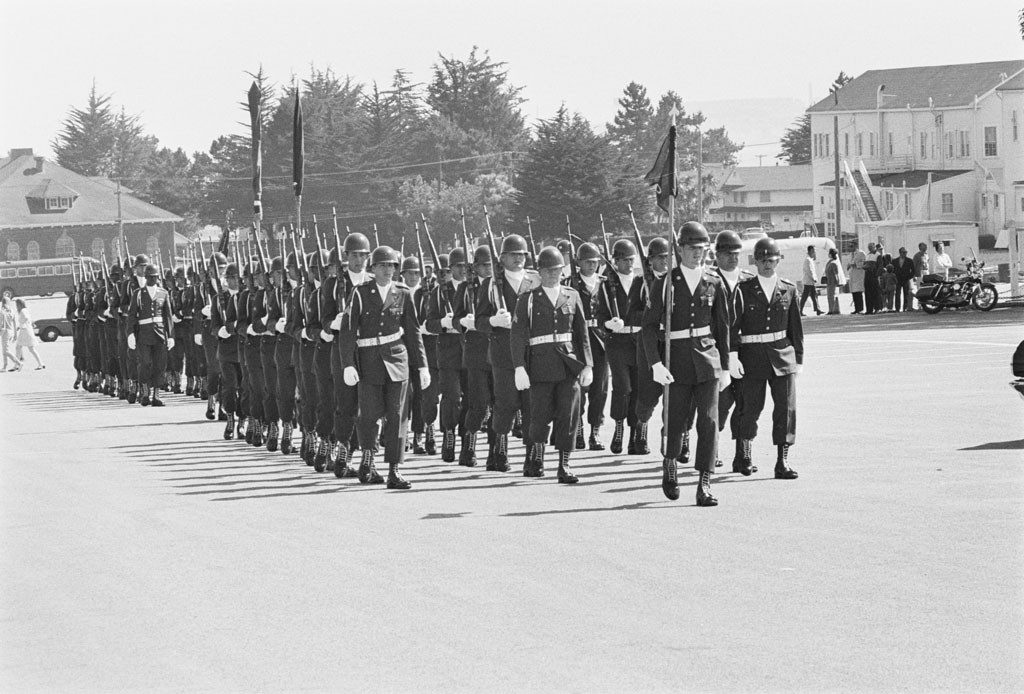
[33,316,73,342]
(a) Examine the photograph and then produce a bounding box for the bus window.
[17,268,37,277]
[38,266,54,276]
[0,269,15,279]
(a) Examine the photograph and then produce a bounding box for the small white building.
[703,164,814,233]
[854,220,979,273]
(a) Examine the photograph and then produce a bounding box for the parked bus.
[0,257,101,298]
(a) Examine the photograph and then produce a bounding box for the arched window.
[6,241,20,261]
[26,240,40,260]
[146,235,159,258]
[55,233,75,257]
[91,237,105,260]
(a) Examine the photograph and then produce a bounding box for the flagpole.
[248,81,264,270]
[662,108,678,463]
[292,82,304,263]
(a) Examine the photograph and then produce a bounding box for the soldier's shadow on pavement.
[958,439,1024,451]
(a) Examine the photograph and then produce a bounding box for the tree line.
[52,48,753,249]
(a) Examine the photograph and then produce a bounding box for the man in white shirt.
[799,245,824,316]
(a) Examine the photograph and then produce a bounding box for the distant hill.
[685,97,807,167]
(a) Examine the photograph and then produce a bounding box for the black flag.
[247,82,262,217]
[292,89,304,198]
[644,124,676,214]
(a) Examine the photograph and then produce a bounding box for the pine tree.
[606,82,655,167]
[52,83,117,176]
[776,113,811,165]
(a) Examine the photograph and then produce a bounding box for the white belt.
[668,326,711,339]
[586,319,598,327]
[529,333,572,346]
[138,317,159,325]
[357,329,403,348]
[612,326,641,334]
[739,330,786,344]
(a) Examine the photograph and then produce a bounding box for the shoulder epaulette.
[779,278,796,287]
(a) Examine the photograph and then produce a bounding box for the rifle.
[482,205,505,311]
[419,215,442,276]
[414,222,432,293]
[372,223,381,248]
[311,215,326,283]
[459,207,472,257]
[565,215,579,291]
[627,204,649,277]
[599,213,613,265]
[70,252,78,289]
[525,216,538,269]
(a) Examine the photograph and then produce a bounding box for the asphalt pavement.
[1,306,1022,693]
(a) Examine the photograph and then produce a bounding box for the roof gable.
[808,60,1024,113]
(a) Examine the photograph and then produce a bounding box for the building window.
[91,237,105,260]
[26,240,40,260]
[56,232,75,257]
[888,133,894,156]
[869,133,876,156]
[760,213,772,224]
[844,133,849,156]
[738,192,747,203]
[946,132,955,158]
[856,133,863,156]
[958,131,970,158]
[885,191,894,212]
[920,132,927,159]
[1013,111,1019,142]
[904,193,910,215]
[759,191,771,203]
[983,126,997,156]
[941,193,954,214]
[726,213,731,219]
[824,134,830,158]
[6,241,19,261]
[994,194,999,210]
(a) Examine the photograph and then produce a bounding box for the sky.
[2,0,1022,168]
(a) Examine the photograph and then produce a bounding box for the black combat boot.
[358,449,384,485]
[588,425,604,451]
[557,450,579,484]
[610,420,625,454]
[440,429,456,462]
[127,381,138,404]
[775,444,799,479]
[733,439,754,476]
[458,432,478,467]
[280,422,293,455]
[634,421,650,455]
[140,385,151,407]
[266,421,278,452]
[73,371,82,390]
[661,457,679,501]
[223,413,235,440]
[387,461,412,490]
[424,424,436,456]
[493,433,511,473]
[677,432,690,467]
[696,470,718,507]
[313,437,329,473]
[251,420,264,448]
[412,432,426,455]
[575,421,585,450]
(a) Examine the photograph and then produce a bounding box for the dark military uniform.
[572,274,608,448]
[511,282,593,475]
[596,269,640,450]
[339,278,427,485]
[425,278,466,453]
[126,283,173,402]
[328,269,368,473]
[412,281,440,451]
[453,275,499,467]
[626,271,661,453]
[716,267,754,466]
[268,276,297,452]
[212,288,243,423]
[292,277,321,462]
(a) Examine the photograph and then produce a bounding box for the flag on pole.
[644,124,676,214]
[247,82,263,217]
[292,88,304,198]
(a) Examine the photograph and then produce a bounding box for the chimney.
[9,147,33,158]
[34,156,44,172]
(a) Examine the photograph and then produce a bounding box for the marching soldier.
[291,252,323,466]
[730,237,802,480]
[425,252,468,463]
[711,230,756,472]
[236,263,255,443]
[643,222,730,507]
[211,262,243,439]
[567,242,608,451]
[402,255,433,455]
[126,264,174,407]
[453,247,502,469]
[475,235,541,475]
[339,246,429,490]
[168,267,189,394]
[66,279,85,389]
[511,247,594,482]
[267,253,298,454]
[327,232,372,477]
[195,252,227,420]
[124,255,149,403]
[628,237,671,456]
[99,262,122,396]
[252,257,280,452]
[243,260,271,448]
[596,239,640,454]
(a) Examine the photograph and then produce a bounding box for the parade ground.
[1,307,1022,693]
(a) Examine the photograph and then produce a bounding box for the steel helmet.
[449,247,468,266]
[328,246,341,267]
[436,253,450,270]
[210,252,228,268]
[647,237,671,258]
[536,246,565,270]
[715,229,742,252]
[110,264,123,279]
[134,254,150,268]
[473,245,493,266]
[576,242,601,262]
[500,234,529,255]
[343,233,371,254]
[144,263,160,278]
[753,237,781,260]
[401,256,421,273]
[370,246,399,267]
[173,266,186,279]
[556,239,573,254]
[285,252,298,270]
[224,262,240,279]
[270,256,284,273]
[676,221,710,247]
[611,239,637,259]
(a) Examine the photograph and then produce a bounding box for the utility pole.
[696,127,703,225]
[831,85,842,262]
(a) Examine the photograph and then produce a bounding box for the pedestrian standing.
[848,241,866,314]
[1,295,19,371]
[892,247,915,312]
[13,298,45,370]
[799,245,824,316]
[880,264,897,312]
[824,248,844,315]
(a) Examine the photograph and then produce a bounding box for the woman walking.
[14,299,45,370]
[1,294,20,370]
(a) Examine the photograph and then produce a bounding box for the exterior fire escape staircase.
[844,160,882,222]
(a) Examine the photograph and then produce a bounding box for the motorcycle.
[915,251,998,314]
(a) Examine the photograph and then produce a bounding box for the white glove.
[194,334,203,346]
[275,317,287,333]
[167,338,175,351]
[794,363,803,375]
[419,324,431,335]
[303,327,316,341]
[312,279,321,290]
[247,325,257,336]
[105,309,113,318]
[489,309,512,329]
[459,314,476,330]
[729,352,744,380]
[440,314,454,330]
[579,365,593,388]
[419,367,431,390]
[201,304,211,318]
[651,361,674,386]
[605,317,625,333]
[172,315,181,323]
[718,369,731,392]
[319,330,334,343]
[127,334,136,351]
[343,366,359,386]
[330,314,343,331]
[514,366,531,391]
[217,326,230,339]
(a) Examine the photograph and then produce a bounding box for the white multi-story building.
[807,60,1024,243]
[704,164,814,234]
